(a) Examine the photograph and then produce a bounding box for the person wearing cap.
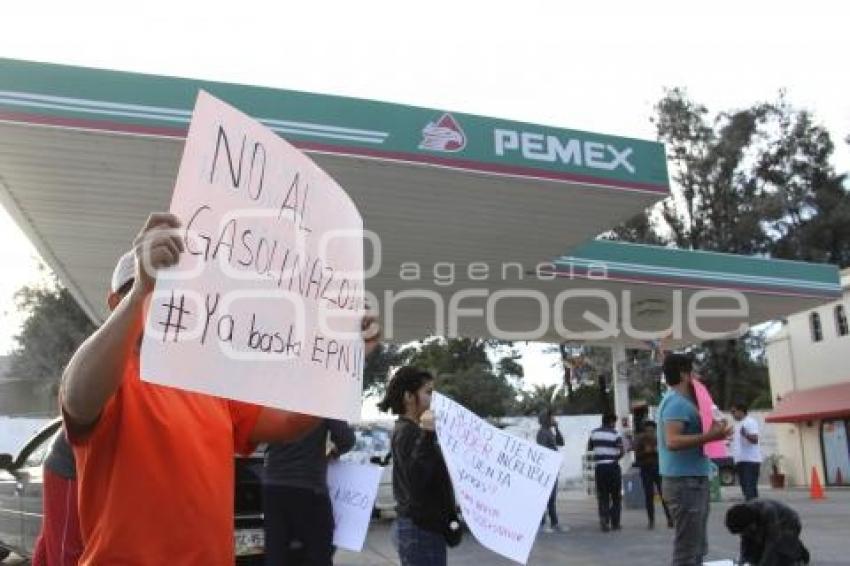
[60,213,380,566]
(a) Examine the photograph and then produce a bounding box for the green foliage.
[609,88,850,409]
[612,88,850,267]
[690,333,773,410]
[605,209,667,246]
[9,279,96,381]
[405,337,521,418]
[434,367,516,418]
[756,104,850,267]
[363,343,415,393]
[624,349,664,406]
[514,383,610,416]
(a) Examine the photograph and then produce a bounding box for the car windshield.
[343,426,391,464]
[0,417,54,461]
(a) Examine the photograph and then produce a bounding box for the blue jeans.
[736,461,761,501]
[392,516,447,566]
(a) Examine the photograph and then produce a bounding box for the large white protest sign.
[327,461,382,552]
[433,393,563,564]
[140,91,364,420]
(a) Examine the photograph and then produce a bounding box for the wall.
[765,270,850,487]
[768,273,850,394]
[500,412,779,488]
[501,414,603,488]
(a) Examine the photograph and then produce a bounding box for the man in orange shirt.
[60,213,380,565]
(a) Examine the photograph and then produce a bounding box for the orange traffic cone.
[836,467,845,486]
[810,466,826,500]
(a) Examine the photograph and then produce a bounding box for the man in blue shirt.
[658,354,731,566]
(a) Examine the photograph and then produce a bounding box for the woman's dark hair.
[376,366,434,415]
[662,353,693,386]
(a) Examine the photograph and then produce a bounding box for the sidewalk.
[3,487,843,565]
[336,487,848,565]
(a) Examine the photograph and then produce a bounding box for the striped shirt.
[587,427,624,466]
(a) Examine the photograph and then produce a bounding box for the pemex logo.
[418,113,466,152]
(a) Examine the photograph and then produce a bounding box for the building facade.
[766,269,850,487]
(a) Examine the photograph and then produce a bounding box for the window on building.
[810,312,823,342]
[836,305,849,337]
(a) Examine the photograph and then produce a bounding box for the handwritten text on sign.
[433,393,563,564]
[140,91,364,421]
[327,461,382,552]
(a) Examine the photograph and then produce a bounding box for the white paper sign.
[327,461,382,551]
[140,91,365,421]
[433,393,563,564]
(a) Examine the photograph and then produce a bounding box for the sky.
[1,0,848,393]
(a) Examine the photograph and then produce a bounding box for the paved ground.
[336,488,848,565]
[4,487,846,565]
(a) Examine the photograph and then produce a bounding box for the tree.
[690,333,773,410]
[623,348,664,406]
[9,278,96,382]
[756,104,850,267]
[363,343,414,393]
[609,90,850,408]
[605,210,666,245]
[405,337,521,418]
[645,88,850,266]
[652,88,776,255]
[434,367,516,418]
[514,383,610,416]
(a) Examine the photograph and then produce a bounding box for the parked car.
[0,418,267,564]
[342,424,395,517]
[0,418,57,561]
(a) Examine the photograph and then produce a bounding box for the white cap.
[110,251,137,293]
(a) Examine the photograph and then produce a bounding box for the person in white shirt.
[731,401,763,501]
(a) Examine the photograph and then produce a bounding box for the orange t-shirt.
[67,355,261,565]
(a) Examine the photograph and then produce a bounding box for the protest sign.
[327,461,382,552]
[432,393,563,564]
[693,378,728,459]
[140,91,365,421]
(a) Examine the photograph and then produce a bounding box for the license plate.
[235,528,264,556]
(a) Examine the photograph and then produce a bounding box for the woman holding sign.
[378,367,461,566]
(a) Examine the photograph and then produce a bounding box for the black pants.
[595,464,622,528]
[639,464,671,524]
[737,462,761,501]
[263,484,335,566]
[541,480,559,527]
[741,530,810,565]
